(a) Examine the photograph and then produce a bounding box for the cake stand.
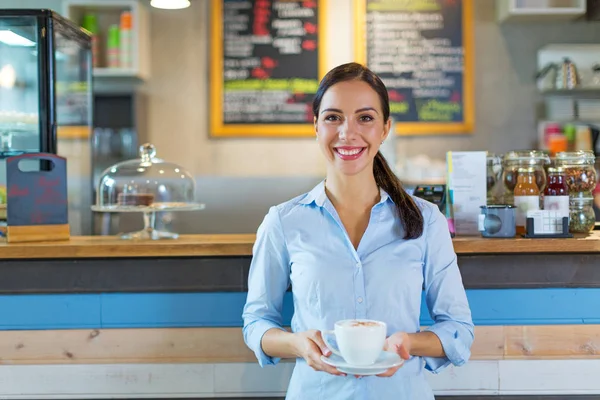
[91,202,205,240]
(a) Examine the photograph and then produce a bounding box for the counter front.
[0,233,598,374]
[0,233,598,293]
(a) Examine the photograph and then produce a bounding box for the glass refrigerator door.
[0,15,40,160]
[54,20,93,236]
[55,27,92,139]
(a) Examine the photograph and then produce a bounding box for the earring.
[316,136,319,141]
[381,140,384,144]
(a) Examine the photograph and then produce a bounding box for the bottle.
[543,167,569,220]
[544,122,561,148]
[564,124,576,151]
[575,126,592,151]
[82,13,99,68]
[514,167,540,235]
[107,25,120,68]
[548,134,567,156]
[119,11,133,69]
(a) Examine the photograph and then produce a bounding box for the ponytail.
[374,152,424,239]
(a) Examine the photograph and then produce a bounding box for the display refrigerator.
[0,9,93,235]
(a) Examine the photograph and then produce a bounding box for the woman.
[242,62,474,399]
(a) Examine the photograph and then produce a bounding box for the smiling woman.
[311,62,424,240]
[242,62,473,400]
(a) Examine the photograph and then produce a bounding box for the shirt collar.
[299,180,391,207]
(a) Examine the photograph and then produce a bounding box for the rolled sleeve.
[244,319,287,367]
[242,206,291,367]
[424,321,472,372]
[422,205,474,374]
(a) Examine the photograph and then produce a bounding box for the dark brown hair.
[312,62,424,239]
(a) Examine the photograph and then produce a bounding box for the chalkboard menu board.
[210,0,327,137]
[355,0,474,135]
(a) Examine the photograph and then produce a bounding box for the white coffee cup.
[322,319,387,366]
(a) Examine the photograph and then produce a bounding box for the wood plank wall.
[1,325,598,365]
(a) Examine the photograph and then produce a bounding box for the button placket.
[354,258,367,319]
[353,205,382,321]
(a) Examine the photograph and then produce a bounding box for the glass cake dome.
[92,143,204,239]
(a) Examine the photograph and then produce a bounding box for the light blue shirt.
[242,181,474,400]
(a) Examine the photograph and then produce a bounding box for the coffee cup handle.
[321,330,343,357]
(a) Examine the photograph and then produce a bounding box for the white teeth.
[337,148,362,156]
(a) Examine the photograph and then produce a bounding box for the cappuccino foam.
[340,320,382,328]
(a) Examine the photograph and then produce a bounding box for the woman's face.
[315,80,391,177]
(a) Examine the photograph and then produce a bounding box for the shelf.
[63,0,151,81]
[540,88,600,96]
[57,125,91,139]
[537,44,600,93]
[538,118,600,124]
[93,67,141,78]
[498,0,586,22]
[0,150,38,160]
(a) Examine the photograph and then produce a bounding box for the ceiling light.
[0,30,35,47]
[150,0,190,9]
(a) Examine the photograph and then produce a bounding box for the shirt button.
[357,297,363,303]
[356,262,361,268]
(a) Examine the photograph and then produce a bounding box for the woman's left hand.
[376,332,411,377]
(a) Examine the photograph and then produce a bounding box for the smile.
[334,147,366,160]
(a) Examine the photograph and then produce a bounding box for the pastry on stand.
[92,143,205,240]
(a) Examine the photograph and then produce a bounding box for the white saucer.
[321,351,404,376]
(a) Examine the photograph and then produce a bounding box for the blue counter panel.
[0,289,599,330]
[0,294,101,329]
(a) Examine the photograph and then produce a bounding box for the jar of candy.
[555,150,597,197]
[502,150,551,204]
[569,197,596,233]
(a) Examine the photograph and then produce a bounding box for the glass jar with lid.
[514,167,540,235]
[92,143,205,239]
[555,150,597,197]
[486,152,503,205]
[502,150,551,204]
[543,166,570,218]
[569,196,596,233]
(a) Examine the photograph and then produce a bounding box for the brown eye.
[359,115,374,122]
[325,114,341,122]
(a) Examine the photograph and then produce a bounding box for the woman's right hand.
[293,330,346,376]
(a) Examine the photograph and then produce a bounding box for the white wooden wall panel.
[498,359,600,395]
[0,361,598,398]
[0,364,214,398]
[213,363,294,395]
[426,361,500,395]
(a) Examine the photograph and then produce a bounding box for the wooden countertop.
[0,231,598,259]
[452,231,600,254]
[0,234,255,259]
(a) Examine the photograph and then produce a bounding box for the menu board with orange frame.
[210,0,327,137]
[354,0,474,135]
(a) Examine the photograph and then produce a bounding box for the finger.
[376,365,401,377]
[383,335,402,353]
[311,331,332,356]
[382,339,390,352]
[398,343,411,360]
[307,352,345,376]
[318,361,346,376]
